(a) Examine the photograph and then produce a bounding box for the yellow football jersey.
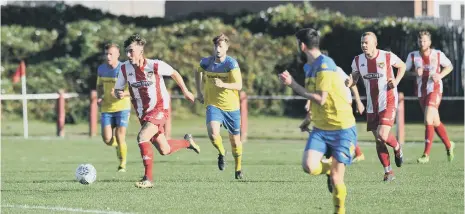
[304,55,356,130]
[96,62,131,113]
[198,56,241,111]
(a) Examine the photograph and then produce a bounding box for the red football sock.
[355,144,362,157]
[385,134,400,151]
[138,141,153,181]
[424,125,435,155]
[434,123,451,150]
[167,139,190,154]
[376,141,391,168]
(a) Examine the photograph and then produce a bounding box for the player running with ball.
[114,34,200,188]
[280,28,357,214]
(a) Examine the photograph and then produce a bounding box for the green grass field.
[1,117,464,213]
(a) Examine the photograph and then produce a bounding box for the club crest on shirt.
[321,63,328,69]
[377,62,385,68]
[146,71,154,78]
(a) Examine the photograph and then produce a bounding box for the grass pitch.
[1,137,463,213]
[2,116,464,213]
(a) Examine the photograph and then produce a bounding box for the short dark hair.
[418,30,431,39]
[295,28,320,49]
[104,43,119,50]
[124,33,146,49]
[212,33,230,45]
[320,50,329,56]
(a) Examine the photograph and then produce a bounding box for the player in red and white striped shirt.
[405,30,455,164]
[346,32,406,182]
[114,34,200,188]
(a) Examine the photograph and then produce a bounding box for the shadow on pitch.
[232,180,310,183]
[3,179,77,184]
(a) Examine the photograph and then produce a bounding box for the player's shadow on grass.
[3,179,77,184]
[158,178,226,183]
[232,180,310,183]
[98,178,138,183]
[1,188,85,193]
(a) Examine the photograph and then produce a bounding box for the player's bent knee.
[302,162,319,175]
[102,136,113,145]
[377,128,390,142]
[309,169,321,176]
[158,149,170,156]
[375,140,384,147]
[209,133,221,141]
[137,134,149,143]
[302,165,311,174]
[157,145,170,156]
[229,134,241,146]
[378,134,388,143]
[424,107,437,125]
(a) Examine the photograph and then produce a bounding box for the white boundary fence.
[1,92,464,139]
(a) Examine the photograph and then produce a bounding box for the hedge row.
[1,3,462,122]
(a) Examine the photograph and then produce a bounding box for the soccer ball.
[75,164,97,185]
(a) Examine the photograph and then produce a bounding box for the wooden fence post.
[56,90,65,137]
[89,90,98,137]
[396,92,405,144]
[240,91,248,143]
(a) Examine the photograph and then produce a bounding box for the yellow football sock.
[118,143,127,168]
[110,136,118,147]
[211,136,225,156]
[232,144,243,171]
[309,161,331,175]
[332,183,347,214]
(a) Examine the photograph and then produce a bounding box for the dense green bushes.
[1,3,463,122]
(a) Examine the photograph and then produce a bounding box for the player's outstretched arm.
[279,71,328,106]
[195,68,204,104]
[171,70,195,103]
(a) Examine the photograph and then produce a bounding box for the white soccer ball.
[75,164,97,185]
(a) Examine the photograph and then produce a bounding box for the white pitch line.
[2,204,135,214]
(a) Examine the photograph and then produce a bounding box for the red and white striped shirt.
[115,59,173,119]
[405,49,452,97]
[351,50,401,114]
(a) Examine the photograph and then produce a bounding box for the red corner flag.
[12,60,26,83]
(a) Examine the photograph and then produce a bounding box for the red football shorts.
[419,92,442,111]
[139,109,169,134]
[366,106,396,131]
